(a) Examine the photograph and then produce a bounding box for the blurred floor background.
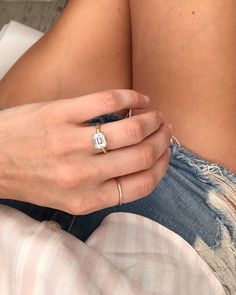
[0,0,67,32]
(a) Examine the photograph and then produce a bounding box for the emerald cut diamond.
[93,132,107,149]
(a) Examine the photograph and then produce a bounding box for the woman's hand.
[0,89,172,214]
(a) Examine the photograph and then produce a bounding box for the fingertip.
[143,95,151,105]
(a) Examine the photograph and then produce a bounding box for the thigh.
[0,0,131,230]
[129,0,236,173]
[0,0,131,108]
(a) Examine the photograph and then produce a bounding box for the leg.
[0,0,132,227]
[130,0,236,173]
[0,0,131,108]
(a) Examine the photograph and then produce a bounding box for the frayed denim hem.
[169,140,236,294]
[170,142,236,187]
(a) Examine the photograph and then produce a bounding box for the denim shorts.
[1,113,236,294]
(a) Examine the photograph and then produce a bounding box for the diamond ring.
[93,123,108,153]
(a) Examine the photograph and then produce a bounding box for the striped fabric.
[0,204,225,295]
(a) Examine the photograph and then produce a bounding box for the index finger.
[58,89,150,123]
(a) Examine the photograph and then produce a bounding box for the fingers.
[79,110,164,153]
[99,147,171,208]
[57,89,150,123]
[95,122,172,181]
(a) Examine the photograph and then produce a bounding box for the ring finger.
[82,110,164,153]
[95,122,172,181]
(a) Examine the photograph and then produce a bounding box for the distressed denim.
[1,113,236,294]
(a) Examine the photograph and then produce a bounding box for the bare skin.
[0,0,236,178]
[0,90,171,214]
[0,0,172,212]
[0,0,132,106]
[130,0,236,173]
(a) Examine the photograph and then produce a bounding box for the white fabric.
[0,20,43,79]
[0,205,225,295]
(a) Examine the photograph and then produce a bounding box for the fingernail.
[143,95,151,104]
[167,123,173,133]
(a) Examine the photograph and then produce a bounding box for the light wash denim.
[1,113,236,294]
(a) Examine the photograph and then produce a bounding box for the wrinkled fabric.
[1,113,236,293]
[0,206,225,295]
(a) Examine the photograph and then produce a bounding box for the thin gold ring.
[115,178,123,206]
[93,123,108,153]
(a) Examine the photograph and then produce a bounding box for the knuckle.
[139,172,157,196]
[158,124,172,147]
[55,165,99,191]
[164,123,172,140]
[127,119,145,143]
[60,176,78,190]
[157,111,164,122]
[155,111,163,124]
[67,197,94,215]
[42,128,67,158]
[55,168,80,190]
[129,90,141,105]
[141,144,156,168]
[47,133,64,156]
[91,165,104,180]
[100,90,120,109]
[36,102,59,125]
[34,104,50,125]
